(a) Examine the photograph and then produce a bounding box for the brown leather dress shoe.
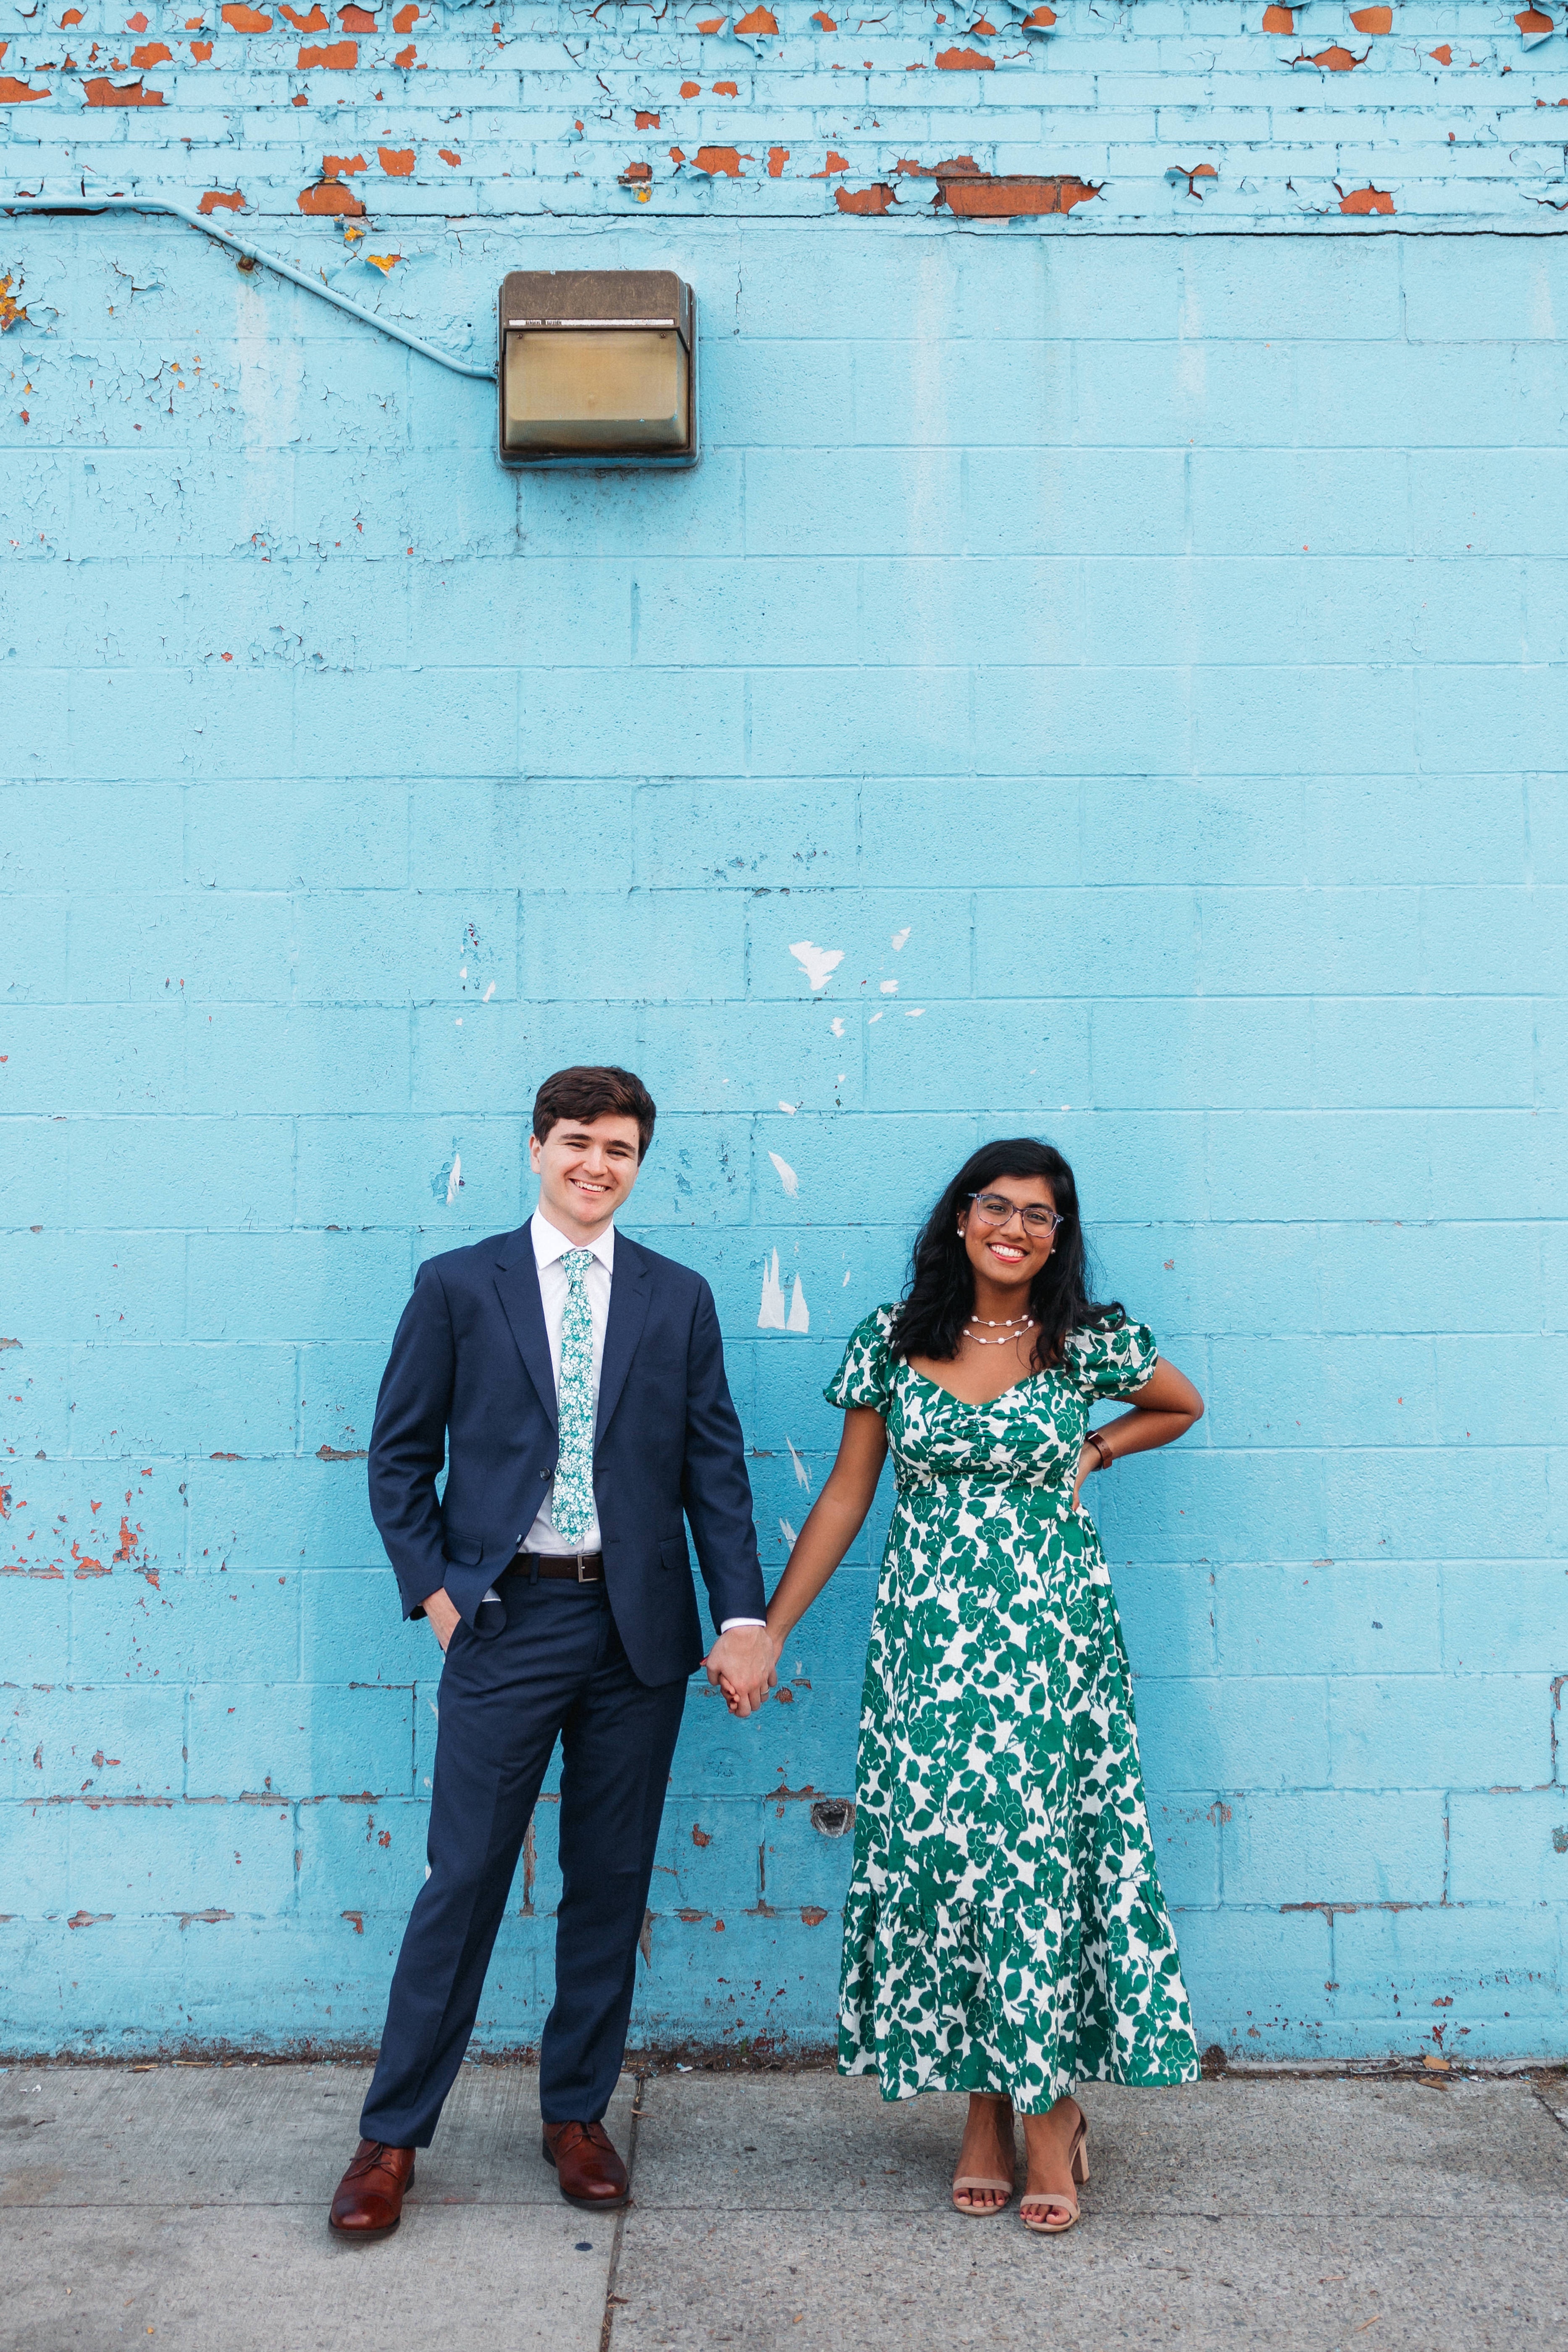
[328,2138,417,2239]
[542,2118,630,2210]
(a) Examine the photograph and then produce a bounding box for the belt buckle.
[575,1553,594,1583]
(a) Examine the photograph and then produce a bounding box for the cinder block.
[67,1340,297,1462]
[186,1680,413,1799]
[1332,1905,1562,2026]
[73,1568,302,1689]
[17,1684,186,1802]
[186,780,408,892]
[66,1117,296,1232]
[1442,1562,1568,1675]
[1450,1791,1568,1905]
[66,1793,297,1916]
[1175,1906,1334,2056]
[1132,1674,1330,1795]
[1221,1790,1446,1908]
[1213,1562,1442,1680]
[1329,1673,1552,1794]
[186,1230,412,1344]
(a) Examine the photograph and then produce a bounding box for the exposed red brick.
[322,148,366,172]
[316,1441,368,1458]
[298,177,365,212]
[620,158,651,181]
[636,108,659,125]
[733,2,776,26]
[968,14,997,30]
[1515,8,1554,35]
[437,144,460,162]
[668,144,686,163]
[812,148,848,173]
[894,151,977,175]
[342,1910,365,1932]
[1261,3,1293,27]
[935,44,992,67]
[377,142,414,171]
[799,1905,828,1925]
[184,14,204,24]
[1429,43,1452,62]
[291,87,307,100]
[1350,4,1390,26]
[1021,4,1055,22]
[130,39,171,63]
[391,0,417,19]
[697,12,725,26]
[278,1,326,23]
[298,37,356,62]
[62,5,85,18]
[392,39,414,61]
[767,143,788,173]
[1339,182,1394,213]
[679,78,699,94]
[84,72,163,98]
[810,6,835,21]
[1297,43,1368,69]
[220,0,271,23]
[126,8,148,23]
[190,39,213,55]
[1170,160,1218,198]
[691,143,744,174]
[0,73,50,96]
[939,170,1099,215]
[198,186,246,210]
[712,76,738,91]
[835,181,895,212]
[339,3,376,25]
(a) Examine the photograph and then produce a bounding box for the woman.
[737,1138,1204,2234]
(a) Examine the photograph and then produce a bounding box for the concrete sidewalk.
[3,2061,1565,2352]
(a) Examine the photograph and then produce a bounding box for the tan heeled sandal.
[951,2169,1015,2217]
[1019,2113,1088,2235]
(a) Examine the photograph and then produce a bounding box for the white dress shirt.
[505,1208,762,1633]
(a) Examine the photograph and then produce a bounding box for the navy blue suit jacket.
[368,1224,765,1687]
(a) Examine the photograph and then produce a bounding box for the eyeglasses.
[966,1192,1062,1236]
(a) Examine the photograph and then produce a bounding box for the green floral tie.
[552,1247,597,1545]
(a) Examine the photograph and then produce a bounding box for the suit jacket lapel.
[596,1236,651,1447]
[493,1233,557,1430]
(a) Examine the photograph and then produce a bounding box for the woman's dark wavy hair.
[888,1137,1125,1373]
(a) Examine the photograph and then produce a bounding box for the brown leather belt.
[503,1549,604,1584]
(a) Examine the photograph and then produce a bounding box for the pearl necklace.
[964,1317,1037,1347]
[969,1311,1032,1327]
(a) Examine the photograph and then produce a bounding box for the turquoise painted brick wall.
[3,2,1567,2062]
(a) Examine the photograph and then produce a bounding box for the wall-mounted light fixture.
[498,269,697,468]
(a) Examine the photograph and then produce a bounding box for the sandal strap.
[952,2176,1014,2193]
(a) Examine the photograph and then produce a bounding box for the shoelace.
[551,2121,609,2158]
[346,2142,407,2181]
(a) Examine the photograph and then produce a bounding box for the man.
[329,1065,775,2237]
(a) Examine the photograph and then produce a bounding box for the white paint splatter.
[880,979,898,995]
[868,1011,883,1025]
[891,927,911,952]
[459,965,468,980]
[777,1100,797,1115]
[758,1251,787,1330]
[789,940,844,992]
[483,981,495,1003]
[842,1268,852,1286]
[446,1152,463,1207]
[786,1436,812,1492]
[830,1016,845,1039]
[769,1151,800,1199]
[906,1007,925,1018]
[787,1275,810,1333]
[779,1517,798,1553]
[454,1016,462,1026]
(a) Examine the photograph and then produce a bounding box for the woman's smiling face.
[957,1173,1060,1297]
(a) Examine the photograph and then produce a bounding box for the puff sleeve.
[1064,1314,1158,1402]
[824,1305,898,1415]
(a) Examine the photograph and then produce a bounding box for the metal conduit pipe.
[3,193,497,380]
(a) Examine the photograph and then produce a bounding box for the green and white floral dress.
[825,1306,1200,2112]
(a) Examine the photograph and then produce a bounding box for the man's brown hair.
[532,1065,658,1161]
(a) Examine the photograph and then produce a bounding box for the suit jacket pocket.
[659,1536,691,1574]
[443,1538,485,1568]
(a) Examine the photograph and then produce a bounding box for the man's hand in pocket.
[423,1587,462,1651]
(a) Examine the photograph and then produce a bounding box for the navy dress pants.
[359,1573,686,2148]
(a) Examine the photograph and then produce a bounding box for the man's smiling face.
[530,1111,643,1242]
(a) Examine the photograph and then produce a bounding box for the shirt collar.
[531,1207,615,1274]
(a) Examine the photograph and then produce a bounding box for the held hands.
[704,1624,780,1719]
